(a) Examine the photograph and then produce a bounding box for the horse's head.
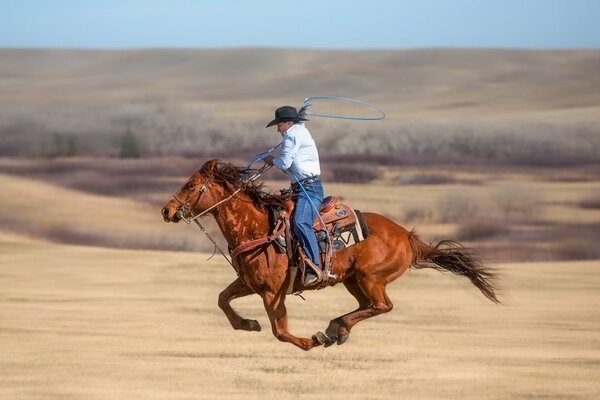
[161,159,226,223]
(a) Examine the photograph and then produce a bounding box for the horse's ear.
[201,159,219,175]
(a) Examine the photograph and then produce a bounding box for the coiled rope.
[301,96,385,121]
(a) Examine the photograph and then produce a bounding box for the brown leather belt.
[291,176,319,190]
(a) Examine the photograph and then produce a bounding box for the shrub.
[403,206,434,223]
[456,218,509,241]
[436,193,480,223]
[48,133,77,158]
[494,188,541,222]
[330,164,378,184]
[554,238,600,260]
[119,130,141,158]
[578,194,600,209]
[397,173,459,185]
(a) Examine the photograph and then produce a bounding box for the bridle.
[172,183,205,222]
[171,182,242,224]
[171,163,271,223]
[168,164,272,272]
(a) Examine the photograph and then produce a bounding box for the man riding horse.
[264,105,324,287]
[160,102,499,350]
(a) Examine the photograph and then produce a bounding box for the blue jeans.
[293,181,324,269]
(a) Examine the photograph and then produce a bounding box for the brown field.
[1,159,600,399]
[1,47,600,399]
[1,239,599,400]
[2,48,600,162]
[1,157,599,262]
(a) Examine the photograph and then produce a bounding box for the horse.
[161,159,499,351]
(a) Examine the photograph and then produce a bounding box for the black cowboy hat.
[265,105,308,128]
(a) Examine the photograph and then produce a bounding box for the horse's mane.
[203,160,288,210]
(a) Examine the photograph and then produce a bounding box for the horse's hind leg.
[324,275,370,346]
[262,290,323,351]
[345,276,394,329]
[322,274,394,346]
[218,278,261,332]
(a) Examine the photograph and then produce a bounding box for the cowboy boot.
[303,258,323,286]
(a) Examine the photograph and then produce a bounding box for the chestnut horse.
[161,160,498,351]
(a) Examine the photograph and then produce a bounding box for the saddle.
[230,195,369,293]
[272,196,369,292]
[274,196,368,255]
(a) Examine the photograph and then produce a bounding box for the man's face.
[276,121,293,135]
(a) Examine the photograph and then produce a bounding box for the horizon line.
[1,45,599,52]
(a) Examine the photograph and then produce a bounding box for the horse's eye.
[188,182,195,189]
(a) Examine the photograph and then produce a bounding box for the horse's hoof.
[247,319,261,332]
[312,331,334,347]
[325,322,340,340]
[323,331,337,348]
[337,333,349,346]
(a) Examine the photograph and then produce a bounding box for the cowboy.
[264,106,324,286]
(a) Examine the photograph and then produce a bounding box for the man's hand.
[264,155,274,166]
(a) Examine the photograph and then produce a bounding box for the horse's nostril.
[162,208,169,218]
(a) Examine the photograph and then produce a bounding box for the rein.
[229,218,287,260]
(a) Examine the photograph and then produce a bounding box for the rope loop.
[302,96,385,121]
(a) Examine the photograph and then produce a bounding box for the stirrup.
[303,259,323,286]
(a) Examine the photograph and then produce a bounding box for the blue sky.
[1,0,599,49]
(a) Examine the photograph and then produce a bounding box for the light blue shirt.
[272,122,321,181]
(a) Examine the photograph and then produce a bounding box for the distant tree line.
[1,102,599,166]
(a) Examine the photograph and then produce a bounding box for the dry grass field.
[1,47,599,399]
[1,157,599,261]
[2,48,599,161]
[1,161,599,399]
[1,238,599,400]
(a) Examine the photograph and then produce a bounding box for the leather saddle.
[272,196,367,255]
[226,195,369,293]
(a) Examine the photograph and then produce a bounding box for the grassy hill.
[1,48,599,160]
[0,171,213,252]
[2,48,599,118]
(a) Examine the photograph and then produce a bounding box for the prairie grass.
[1,240,599,400]
[2,157,600,262]
[0,172,219,253]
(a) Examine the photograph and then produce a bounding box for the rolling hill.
[1,48,599,159]
[1,47,599,121]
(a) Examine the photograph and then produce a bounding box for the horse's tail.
[408,229,500,304]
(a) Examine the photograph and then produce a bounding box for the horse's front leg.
[262,290,322,351]
[218,278,261,332]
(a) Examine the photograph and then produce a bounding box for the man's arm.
[269,133,298,170]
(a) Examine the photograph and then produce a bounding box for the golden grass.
[1,238,599,400]
[0,172,216,252]
[2,162,600,260]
